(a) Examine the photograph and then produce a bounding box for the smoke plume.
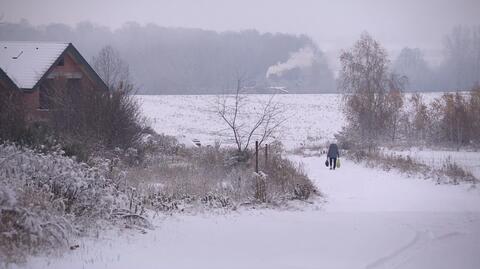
[266,46,315,78]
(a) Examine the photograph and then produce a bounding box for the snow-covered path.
[21,157,480,269]
[297,156,480,213]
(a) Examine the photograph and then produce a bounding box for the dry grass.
[346,149,478,184]
[122,137,318,213]
[439,157,477,184]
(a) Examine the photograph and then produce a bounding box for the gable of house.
[0,42,69,90]
[0,41,108,91]
[0,41,108,122]
[0,68,18,93]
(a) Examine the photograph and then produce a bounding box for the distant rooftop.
[0,41,69,89]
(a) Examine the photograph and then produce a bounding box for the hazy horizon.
[1,0,479,93]
[2,0,480,60]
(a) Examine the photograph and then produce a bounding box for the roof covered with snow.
[0,41,69,89]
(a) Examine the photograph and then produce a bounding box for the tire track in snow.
[365,230,424,269]
[364,228,464,269]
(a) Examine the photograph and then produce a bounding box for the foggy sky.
[1,0,479,56]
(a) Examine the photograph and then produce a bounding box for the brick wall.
[0,81,8,93]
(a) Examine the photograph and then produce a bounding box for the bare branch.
[215,77,286,155]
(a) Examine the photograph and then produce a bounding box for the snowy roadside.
[382,148,480,179]
[15,156,480,269]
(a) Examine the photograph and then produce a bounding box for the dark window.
[66,78,82,100]
[57,57,64,66]
[66,78,81,91]
[39,85,53,109]
[66,78,80,88]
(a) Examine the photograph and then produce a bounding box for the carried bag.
[325,159,329,167]
[336,158,341,168]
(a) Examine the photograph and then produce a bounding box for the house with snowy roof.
[0,41,108,122]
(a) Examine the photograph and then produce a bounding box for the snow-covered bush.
[345,149,478,184]
[123,136,317,212]
[266,142,315,197]
[0,143,129,263]
[439,157,477,184]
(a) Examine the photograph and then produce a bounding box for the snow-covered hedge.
[0,143,128,263]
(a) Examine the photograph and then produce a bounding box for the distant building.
[0,41,108,122]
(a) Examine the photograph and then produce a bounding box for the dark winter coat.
[327,143,340,158]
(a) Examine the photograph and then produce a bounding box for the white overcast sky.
[1,0,479,55]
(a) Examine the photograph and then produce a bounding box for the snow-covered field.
[15,93,480,269]
[138,94,344,149]
[139,93,479,176]
[137,92,445,149]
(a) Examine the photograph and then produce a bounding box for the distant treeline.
[0,20,335,94]
[1,21,479,93]
[392,25,480,92]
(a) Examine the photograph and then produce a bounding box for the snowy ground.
[18,157,480,269]
[137,92,444,150]
[138,94,344,149]
[13,94,480,269]
[138,93,479,172]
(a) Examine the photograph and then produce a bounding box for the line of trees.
[338,33,480,151]
[404,89,480,148]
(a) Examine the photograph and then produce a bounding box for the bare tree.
[443,25,480,90]
[216,77,287,156]
[92,45,131,90]
[434,92,469,149]
[385,87,404,142]
[43,77,144,159]
[469,86,480,145]
[393,47,432,91]
[409,93,430,141]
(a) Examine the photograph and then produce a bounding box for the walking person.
[327,143,340,170]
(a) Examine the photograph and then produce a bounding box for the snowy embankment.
[19,157,480,269]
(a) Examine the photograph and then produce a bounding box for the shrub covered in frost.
[0,143,129,263]
[123,136,318,212]
[345,149,478,184]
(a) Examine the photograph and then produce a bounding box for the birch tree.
[92,45,131,90]
[338,32,405,150]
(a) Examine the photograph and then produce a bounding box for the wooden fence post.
[265,143,268,169]
[255,141,259,173]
